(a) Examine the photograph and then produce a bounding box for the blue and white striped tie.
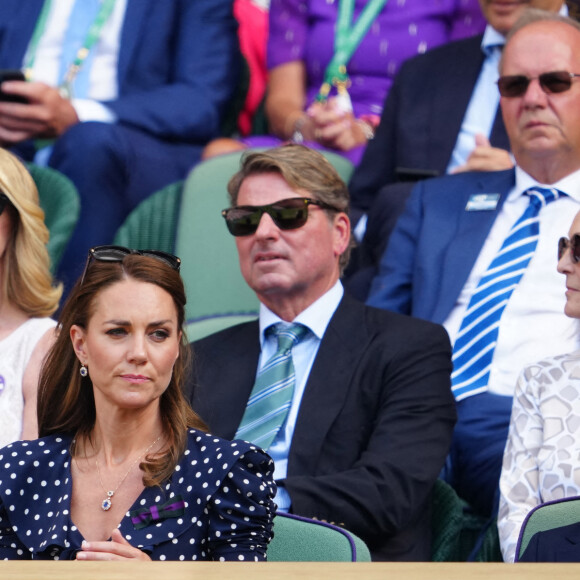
[235,323,309,450]
[451,187,563,401]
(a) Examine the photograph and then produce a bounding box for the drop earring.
[80,364,88,377]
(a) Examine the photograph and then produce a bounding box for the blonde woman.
[0,149,61,446]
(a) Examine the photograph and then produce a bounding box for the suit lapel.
[193,322,260,439]
[288,295,370,474]
[430,36,485,171]
[431,169,515,323]
[116,0,150,87]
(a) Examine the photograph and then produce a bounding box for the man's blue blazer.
[367,169,516,323]
[0,0,240,144]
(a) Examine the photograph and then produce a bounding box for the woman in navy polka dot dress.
[0,248,276,561]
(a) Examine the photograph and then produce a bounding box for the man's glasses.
[558,235,580,264]
[80,245,181,286]
[222,197,340,237]
[0,193,10,216]
[497,71,580,98]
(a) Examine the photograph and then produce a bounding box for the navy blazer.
[519,522,580,562]
[187,293,456,561]
[367,169,516,322]
[349,34,510,215]
[0,0,239,143]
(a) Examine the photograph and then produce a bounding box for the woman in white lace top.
[498,210,580,562]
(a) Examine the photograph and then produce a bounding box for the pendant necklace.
[95,435,162,511]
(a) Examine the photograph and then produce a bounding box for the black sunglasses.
[0,193,10,216]
[497,71,580,98]
[80,245,181,286]
[222,197,340,237]
[558,235,580,264]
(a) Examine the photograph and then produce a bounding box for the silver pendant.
[101,490,114,511]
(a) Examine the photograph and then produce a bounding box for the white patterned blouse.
[498,350,580,562]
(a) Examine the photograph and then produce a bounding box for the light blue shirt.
[445,25,504,173]
[257,281,344,511]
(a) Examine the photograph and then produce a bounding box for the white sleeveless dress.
[0,317,56,447]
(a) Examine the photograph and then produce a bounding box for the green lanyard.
[316,0,388,102]
[24,0,117,97]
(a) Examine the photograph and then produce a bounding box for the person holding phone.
[0,0,240,294]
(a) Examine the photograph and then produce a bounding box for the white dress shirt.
[26,0,128,122]
[257,281,344,509]
[444,166,580,396]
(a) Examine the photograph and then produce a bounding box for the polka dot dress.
[0,430,276,560]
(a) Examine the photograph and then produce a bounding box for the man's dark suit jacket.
[187,293,456,561]
[348,34,510,218]
[519,522,580,562]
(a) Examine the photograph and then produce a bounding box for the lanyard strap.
[316,0,388,102]
[24,0,117,94]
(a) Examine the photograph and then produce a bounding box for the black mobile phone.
[0,70,27,103]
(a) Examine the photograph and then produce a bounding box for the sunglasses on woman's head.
[0,193,10,216]
[222,197,340,237]
[497,71,580,98]
[80,245,181,286]
[558,235,580,263]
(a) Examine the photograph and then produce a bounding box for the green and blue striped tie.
[235,323,309,450]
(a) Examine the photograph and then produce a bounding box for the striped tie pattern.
[451,187,563,401]
[235,323,309,450]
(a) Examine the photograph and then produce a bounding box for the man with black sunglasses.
[187,144,456,561]
[368,10,580,524]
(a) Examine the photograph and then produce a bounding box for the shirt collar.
[481,3,568,55]
[511,165,580,204]
[481,25,505,56]
[258,280,344,346]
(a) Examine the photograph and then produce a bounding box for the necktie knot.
[270,323,309,354]
[482,43,503,59]
[526,186,563,211]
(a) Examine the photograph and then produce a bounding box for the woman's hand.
[306,98,370,151]
[76,529,151,561]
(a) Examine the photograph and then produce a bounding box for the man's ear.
[333,212,351,257]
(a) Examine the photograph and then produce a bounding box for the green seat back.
[113,181,183,253]
[28,164,80,274]
[175,152,260,341]
[267,513,371,562]
[431,479,464,561]
[516,497,580,560]
[175,149,354,341]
